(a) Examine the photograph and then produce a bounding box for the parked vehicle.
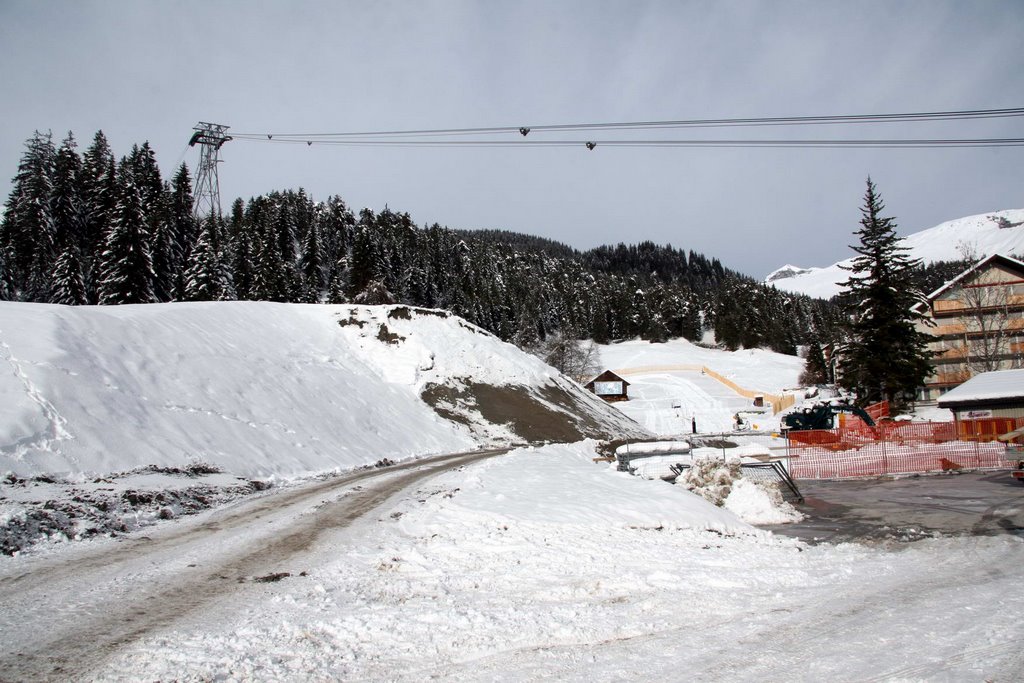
[997,427,1024,483]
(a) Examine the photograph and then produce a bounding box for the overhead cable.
[230,106,1024,141]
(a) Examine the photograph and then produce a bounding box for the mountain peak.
[765,209,1024,299]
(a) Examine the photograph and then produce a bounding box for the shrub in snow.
[675,456,741,506]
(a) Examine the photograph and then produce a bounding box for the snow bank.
[0,302,642,479]
[400,441,754,535]
[0,301,477,478]
[724,478,803,525]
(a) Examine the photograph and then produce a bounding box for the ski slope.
[597,337,804,434]
[612,370,758,434]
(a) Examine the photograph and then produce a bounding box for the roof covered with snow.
[937,369,1024,407]
[913,253,1024,312]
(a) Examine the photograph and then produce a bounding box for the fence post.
[881,425,888,476]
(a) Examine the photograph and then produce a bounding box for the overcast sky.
[2,0,1022,278]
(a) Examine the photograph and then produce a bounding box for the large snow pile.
[765,208,1024,299]
[399,441,752,535]
[0,301,644,479]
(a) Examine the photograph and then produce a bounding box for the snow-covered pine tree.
[183,216,230,301]
[51,132,84,260]
[169,164,198,298]
[0,244,11,300]
[97,169,156,305]
[80,131,117,301]
[149,197,180,302]
[229,222,256,300]
[51,242,88,305]
[0,131,57,299]
[298,218,325,301]
[125,142,163,221]
[251,222,287,302]
[837,178,933,407]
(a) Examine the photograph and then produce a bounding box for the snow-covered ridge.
[764,264,814,283]
[0,301,642,479]
[765,208,1024,299]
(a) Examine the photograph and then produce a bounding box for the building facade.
[915,254,1024,403]
[936,368,1024,442]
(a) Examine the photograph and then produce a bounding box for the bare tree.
[537,332,603,382]
[960,281,1016,373]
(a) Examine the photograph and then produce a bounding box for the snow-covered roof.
[913,253,1024,313]
[937,368,1024,407]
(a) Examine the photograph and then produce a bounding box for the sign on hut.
[585,370,630,402]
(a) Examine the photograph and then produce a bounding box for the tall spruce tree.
[183,216,230,301]
[1,131,57,299]
[837,178,932,407]
[97,170,156,304]
[80,131,117,300]
[51,132,84,257]
[51,242,88,305]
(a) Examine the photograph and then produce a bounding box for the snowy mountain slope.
[0,302,644,479]
[765,208,1024,299]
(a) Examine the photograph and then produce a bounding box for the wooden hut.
[585,370,630,402]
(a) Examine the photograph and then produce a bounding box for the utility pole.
[189,122,232,221]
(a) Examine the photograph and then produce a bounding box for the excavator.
[782,402,876,432]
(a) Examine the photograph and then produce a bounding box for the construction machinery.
[781,402,876,432]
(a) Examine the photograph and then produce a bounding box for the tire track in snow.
[0,448,507,681]
[0,336,74,460]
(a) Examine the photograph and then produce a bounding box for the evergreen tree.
[169,164,198,297]
[327,256,350,304]
[230,222,256,300]
[124,142,163,219]
[97,170,156,305]
[837,179,933,408]
[298,218,325,300]
[251,222,287,301]
[51,132,84,254]
[184,216,230,301]
[1,131,57,299]
[149,196,179,302]
[80,131,117,300]
[0,245,12,300]
[51,242,88,305]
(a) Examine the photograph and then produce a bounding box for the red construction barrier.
[787,421,1014,479]
[865,400,890,422]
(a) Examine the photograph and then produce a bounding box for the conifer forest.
[1,130,845,355]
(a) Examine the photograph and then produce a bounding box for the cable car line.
[230,136,1024,149]
[229,106,1024,141]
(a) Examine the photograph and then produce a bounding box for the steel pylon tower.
[189,122,232,221]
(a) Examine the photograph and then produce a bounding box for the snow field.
[90,442,1024,681]
[596,337,804,436]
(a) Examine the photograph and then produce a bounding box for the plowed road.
[0,448,507,681]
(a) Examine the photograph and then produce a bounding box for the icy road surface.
[0,449,505,681]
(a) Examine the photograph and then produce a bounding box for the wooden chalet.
[585,370,630,402]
